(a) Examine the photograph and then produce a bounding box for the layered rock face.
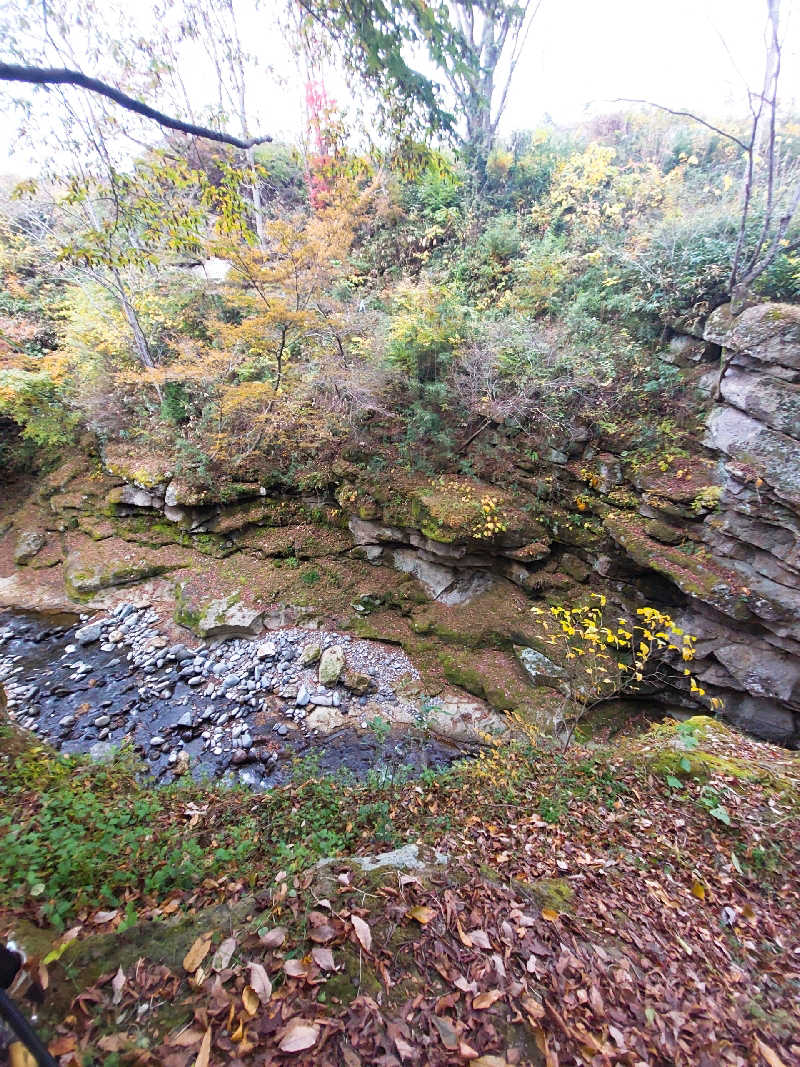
[664,304,800,744]
[3,304,799,746]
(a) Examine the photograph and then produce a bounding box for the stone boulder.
[720,369,800,437]
[514,647,569,695]
[342,670,372,695]
[390,548,494,605]
[298,642,321,667]
[14,529,46,565]
[176,592,263,638]
[318,646,345,685]
[710,302,800,373]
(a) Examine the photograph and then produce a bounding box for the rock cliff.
[2,303,798,745]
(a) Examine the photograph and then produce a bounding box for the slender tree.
[619,0,798,310]
[441,1,542,175]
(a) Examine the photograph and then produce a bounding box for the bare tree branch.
[611,97,749,152]
[0,62,272,149]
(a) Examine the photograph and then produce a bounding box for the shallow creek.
[0,606,465,788]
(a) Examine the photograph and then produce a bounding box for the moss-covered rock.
[173,587,263,638]
[604,510,751,620]
[63,539,188,601]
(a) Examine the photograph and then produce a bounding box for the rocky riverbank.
[0,606,472,787]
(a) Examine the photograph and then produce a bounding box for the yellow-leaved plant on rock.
[527,594,723,750]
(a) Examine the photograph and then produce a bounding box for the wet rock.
[75,621,105,646]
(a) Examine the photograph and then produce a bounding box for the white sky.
[0,0,798,175]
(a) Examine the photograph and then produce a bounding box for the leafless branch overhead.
[0,62,272,149]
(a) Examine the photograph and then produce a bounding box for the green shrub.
[387,284,467,382]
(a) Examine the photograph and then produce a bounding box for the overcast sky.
[1,0,798,175]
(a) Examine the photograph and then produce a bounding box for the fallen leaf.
[406,905,436,925]
[284,958,308,979]
[312,946,336,971]
[259,926,287,948]
[431,1015,458,1049]
[691,881,706,901]
[48,1036,77,1056]
[168,1028,206,1048]
[248,962,273,1004]
[471,1057,510,1067]
[309,923,336,943]
[279,1019,320,1053]
[97,1034,129,1052]
[473,989,504,1010]
[521,995,545,1020]
[93,909,118,925]
[468,929,492,949]
[394,1035,416,1060]
[754,1037,788,1067]
[459,1040,480,1058]
[111,966,125,1005]
[183,933,213,973]
[192,1029,211,1067]
[242,985,260,1016]
[351,914,372,952]
[540,908,559,922]
[10,1045,37,1067]
[211,936,236,971]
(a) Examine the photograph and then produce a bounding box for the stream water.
[0,607,465,789]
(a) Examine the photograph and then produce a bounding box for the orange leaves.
[191,1028,212,1067]
[406,905,436,925]
[241,985,260,1016]
[472,989,505,1010]
[183,932,213,974]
